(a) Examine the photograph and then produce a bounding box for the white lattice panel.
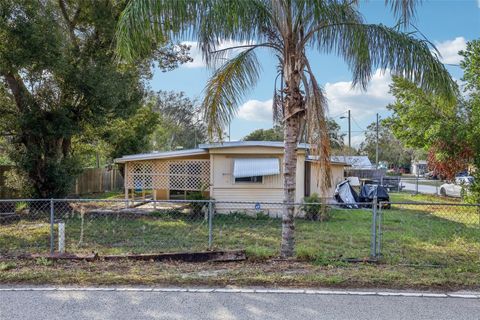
[126,160,210,191]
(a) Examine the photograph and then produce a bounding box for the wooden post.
[153,189,157,210]
[124,162,128,208]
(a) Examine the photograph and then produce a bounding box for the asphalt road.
[0,288,479,320]
[401,181,439,195]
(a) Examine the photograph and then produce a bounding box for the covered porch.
[117,149,211,202]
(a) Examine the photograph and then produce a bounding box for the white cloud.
[434,37,467,64]
[182,40,255,69]
[325,69,394,122]
[237,99,273,122]
[477,0,480,8]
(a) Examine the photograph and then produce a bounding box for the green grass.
[1,197,478,274]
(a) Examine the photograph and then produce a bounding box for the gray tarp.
[334,180,359,208]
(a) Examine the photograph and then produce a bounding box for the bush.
[301,193,330,221]
[186,191,210,219]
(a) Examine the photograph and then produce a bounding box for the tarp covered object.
[359,184,390,203]
[334,180,359,208]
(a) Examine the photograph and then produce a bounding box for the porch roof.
[114,148,208,163]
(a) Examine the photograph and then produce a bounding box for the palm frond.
[272,72,284,124]
[116,0,201,61]
[201,47,261,140]
[384,0,420,27]
[195,0,272,64]
[315,22,458,100]
[304,59,331,191]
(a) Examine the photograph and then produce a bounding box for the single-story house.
[114,141,347,206]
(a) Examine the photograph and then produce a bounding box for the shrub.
[301,193,330,221]
[186,191,210,219]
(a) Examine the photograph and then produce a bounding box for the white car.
[438,176,474,198]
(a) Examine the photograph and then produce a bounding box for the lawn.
[1,194,478,268]
[0,194,479,288]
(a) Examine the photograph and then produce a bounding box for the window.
[234,176,263,183]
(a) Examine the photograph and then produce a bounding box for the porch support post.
[124,162,129,208]
[153,189,157,210]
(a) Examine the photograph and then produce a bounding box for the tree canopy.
[0,0,190,197]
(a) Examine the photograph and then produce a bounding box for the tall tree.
[243,126,284,141]
[460,40,480,200]
[386,77,471,180]
[117,0,456,257]
[0,0,190,197]
[359,121,414,169]
[243,120,344,149]
[151,91,207,150]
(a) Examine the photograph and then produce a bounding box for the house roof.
[330,156,373,168]
[198,141,310,149]
[114,148,208,163]
[306,155,349,165]
[115,141,322,163]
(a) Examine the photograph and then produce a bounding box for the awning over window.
[233,158,280,178]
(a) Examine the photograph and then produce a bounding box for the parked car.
[438,176,474,198]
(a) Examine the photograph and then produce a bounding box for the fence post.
[415,173,419,195]
[49,199,54,254]
[370,196,378,258]
[377,203,382,258]
[208,201,213,250]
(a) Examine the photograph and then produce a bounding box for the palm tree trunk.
[281,114,300,257]
[280,58,304,258]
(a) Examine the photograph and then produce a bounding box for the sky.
[149,0,480,147]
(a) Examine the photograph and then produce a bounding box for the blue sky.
[150,0,480,146]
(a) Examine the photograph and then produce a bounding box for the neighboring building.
[115,141,347,206]
[411,160,428,176]
[330,156,374,169]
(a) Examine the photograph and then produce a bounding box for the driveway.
[0,287,479,320]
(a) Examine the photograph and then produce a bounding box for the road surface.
[0,287,479,320]
[401,180,439,195]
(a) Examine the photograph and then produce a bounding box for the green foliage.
[151,91,206,150]
[460,40,480,201]
[386,76,471,179]
[0,1,193,197]
[243,126,283,141]
[0,262,16,272]
[186,191,209,219]
[301,193,330,221]
[359,121,414,168]
[102,105,160,161]
[35,257,53,267]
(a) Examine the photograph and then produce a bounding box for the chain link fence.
[377,202,480,267]
[0,198,478,268]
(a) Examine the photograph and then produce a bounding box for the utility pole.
[347,109,351,150]
[375,113,379,168]
[340,109,351,152]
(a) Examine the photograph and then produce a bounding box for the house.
[114,141,347,209]
[411,160,428,176]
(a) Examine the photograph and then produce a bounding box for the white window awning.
[233,158,280,178]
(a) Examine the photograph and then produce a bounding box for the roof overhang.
[114,149,208,163]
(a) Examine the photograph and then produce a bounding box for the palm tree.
[116,0,457,257]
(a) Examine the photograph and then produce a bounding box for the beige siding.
[210,153,283,204]
[210,147,307,206]
[309,163,345,198]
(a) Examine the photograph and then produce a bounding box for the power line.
[327,110,348,119]
[351,115,365,132]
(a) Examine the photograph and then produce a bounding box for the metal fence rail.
[0,198,478,268]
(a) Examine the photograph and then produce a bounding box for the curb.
[0,287,478,299]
